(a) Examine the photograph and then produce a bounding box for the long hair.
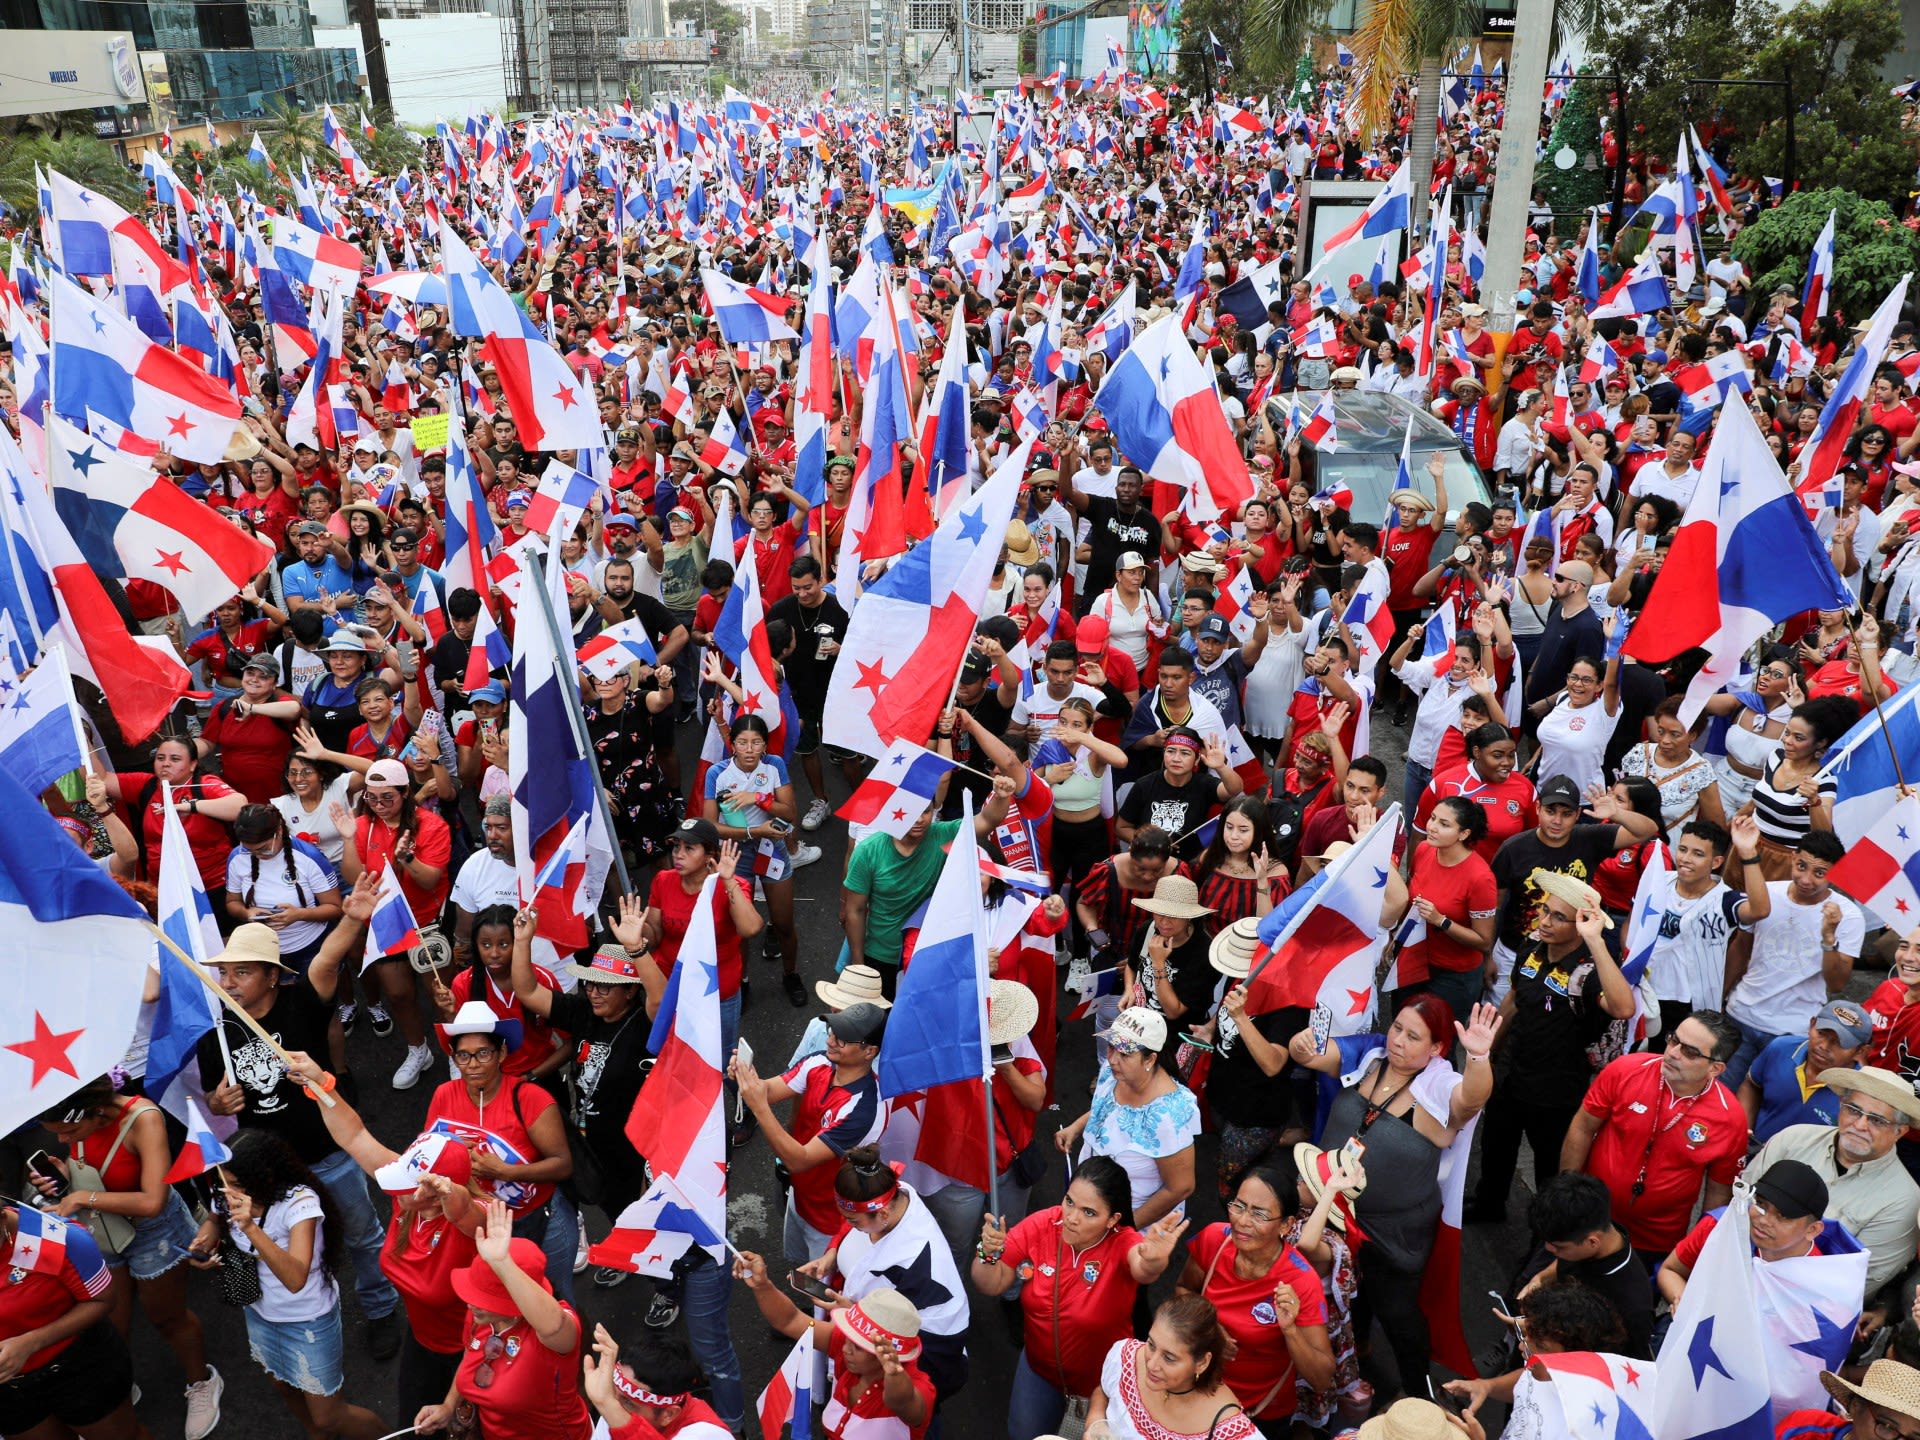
[1194,795,1278,884]
[223,1128,342,1276]
[234,804,310,911]
[466,904,518,998]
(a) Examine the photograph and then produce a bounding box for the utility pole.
[1479,0,1553,333]
[355,0,392,109]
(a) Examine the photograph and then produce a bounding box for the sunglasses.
[472,1330,507,1388]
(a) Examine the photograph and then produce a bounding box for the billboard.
[0,31,146,118]
[1127,0,1178,78]
[618,36,709,62]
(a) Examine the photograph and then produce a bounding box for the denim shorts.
[115,1189,201,1282]
[246,1299,346,1395]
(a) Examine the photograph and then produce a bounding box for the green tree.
[1730,187,1920,325]
[1174,0,1285,97]
[0,133,146,224]
[257,97,327,172]
[1535,71,1608,237]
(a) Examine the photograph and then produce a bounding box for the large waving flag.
[1092,312,1253,519]
[0,426,188,741]
[1800,209,1836,322]
[440,394,499,603]
[1590,252,1671,321]
[1246,808,1399,1020]
[1795,276,1911,508]
[0,763,153,1137]
[48,274,241,465]
[1535,1354,1660,1440]
[916,301,973,516]
[1320,158,1411,252]
[440,220,599,451]
[1621,401,1850,728]
[49,414,275,617]
[700,267,799,343]
[575,617,658,682]
[1652,1198,1775,1440]
[1820,684,1920,849]
[145,787,233,1132]
[268,213,362,294]
[711,526,787,755]
[0,643,86,797]
[823,440,1031,759]
[1827,792,1920,929]
[1619,840,1674,987]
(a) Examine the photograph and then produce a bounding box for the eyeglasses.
[581,980,619,995]
[1224,1198,1277,1224]
[472,1330,506,1388]
[1759,666,1793,680]
[451,1047,498,1066]
[1664,1033,1712,1063]
[1840,1100,1901,1132]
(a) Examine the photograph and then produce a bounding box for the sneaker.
[730,1112,759,1149]
[644,1290,680,1328]
[367,1310,404,1362]
[574,1225,591,1275]
[783,972,807,1007]
[183,1366,223,1440]
[594,1265,631,1289]
[801,798,830,832]
[391,1043,435,1090]
[789,842,823,870]
[337,1003,357,1032]
[367,1002,394,1037]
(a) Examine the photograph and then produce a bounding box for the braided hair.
[233,804,310,911]
[466,903,518,997]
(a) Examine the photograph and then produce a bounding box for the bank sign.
[0,31,147,118]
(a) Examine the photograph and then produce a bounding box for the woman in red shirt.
[198,655,302,804]
[430,905,566,1081]
[1397,798,1499,1021]
[176,594,281,704]
[1416,722,1537,864]
[105,735,248,894]
[415,1209,590,1440]
[0,1203,140,1440]
[970,1156,1187,1438]
[233,456,302,554]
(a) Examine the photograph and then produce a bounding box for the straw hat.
[1818,1067,1920,1124]
[211,921,291,971]
[565,944,651,985]
[831,1288,922,1360]
[1823,1360,1920,1422]
[1293,1142,1367,1232]
[1002,519,1042,567]
[1356,1398,1457,1440]
[1451,375,1487,397]
[1387,489,1435,514]
[1529,869,1614,928]
[1131,875,1216,919]
[816,965,893,1011]
[988,979,1040,1045]
[339,500,388,523]
[1209,917,1264,978]
[1179,551,1223,577]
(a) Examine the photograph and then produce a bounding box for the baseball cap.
[960,654,994,685]
[365,758,409,788]
[374,1132,474,1194]
[1076,616,1109,652]
[293,520,329,538]
[1197,614,1231,641]
[1813,1000,1872,1050]
[468,681,507,705]
[241,653,280,677]
[1097,1005,1168,1054]
[1537,775,1583,810]
[1116,550,1148,572]
[603,512,639,530]
[1751,1159,1828,1220]
[673,816,721,851]
[826,1002,889,1047]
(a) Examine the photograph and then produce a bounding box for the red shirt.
[381,1206,477,1354]
[1285,686,1361,772]
[1001,1210,1146,1396]
[454,1308,592,1440]
[349,714,415,762]
[1670,1207,1839,1272]
[1579,1053,1748,1251]
[1187,1223,1328,1419]
[356,810,453,923]
[1397,846,1497,982]
[1417,763,1538,865]
[823,1330,936,1440]
[1384,525,1439,610]
[234,487,301,552]
[449,965,564,1077]
[780,1054,885,1235]
[0,1213,108,1374]
[186,619,275,681]
[735,522,801,606]
[646,869,752,998]
[424,1077,560,1215]
[1806,659,1898,718]
[199,702,294,805]
[1593,839,1670,915]
[115,770,238,887]
[1865,979,1920,1081]
[985,772,1054,876]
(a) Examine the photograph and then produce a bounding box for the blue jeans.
[721,991,741,1114]
[1723,1017,1780,1091]
[309,1147,399,1320]
[1007,1351,1069,1440]
[681,1256,743,1428]
[1403,758,1433,827]
[783,1196,834,1266]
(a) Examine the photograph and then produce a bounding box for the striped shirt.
[1748,746,1836,847]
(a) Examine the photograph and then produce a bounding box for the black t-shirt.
[1208,1002,1304,1129]
[1080,497,1163,600]
[1491,824,1622,951]
[546,989,651,1190]
[1119,772,1221,859]
[198,976,339,1166]
[301,674,363,754]
[1131,929,1218,1070]
[1502,938,1611,1108]
[432,631,475,707]
[1526,605,1606,705]
[941,691,1015,814]
[1559,1229,1654,1359]
[767,592,850,711]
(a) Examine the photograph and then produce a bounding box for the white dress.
[1097,1340,1260,1440]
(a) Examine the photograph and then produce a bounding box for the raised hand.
[1456,1001,1503,1057]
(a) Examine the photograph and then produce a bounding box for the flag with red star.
[1244,807,1401,1020]
[1829,793,1920,930]
[837,738,957,838]
[0,762,153,1138]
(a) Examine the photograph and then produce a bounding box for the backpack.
[1267,775,1332,863]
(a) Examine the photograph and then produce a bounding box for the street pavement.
[121,716,1528,1440]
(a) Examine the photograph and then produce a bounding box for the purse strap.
[1200,1229,1296,1417]
[95,1099,151,1181]
[1205,1402,1243,1439]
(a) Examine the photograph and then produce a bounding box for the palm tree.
[257,97,326,173]
[0,133,146,224]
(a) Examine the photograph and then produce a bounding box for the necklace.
[1357,1064,1411,1134]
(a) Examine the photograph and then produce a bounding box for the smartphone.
[734,1037,754,1071]
[1428,1378,1465,1417]
[1310,1004,1333,1055]
[788,1270,839,1305]
[766,817,794,835]
[25,1150,67,1198]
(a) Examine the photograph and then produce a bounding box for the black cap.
[1537,775,1583,810]
[1752,1159,1828,1220]
[672,817,721,851]
[826,1002,888,1047]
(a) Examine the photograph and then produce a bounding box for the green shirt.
[843,819,962,968]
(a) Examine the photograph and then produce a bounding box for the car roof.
[1266,390,1466,451]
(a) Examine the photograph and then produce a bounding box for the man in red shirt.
[1382,457,1449,719]
[1559,1010,1749,1269]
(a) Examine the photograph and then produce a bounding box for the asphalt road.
[116,716,1529,1440]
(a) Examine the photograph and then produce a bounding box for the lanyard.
[1630,1083,1695,1198]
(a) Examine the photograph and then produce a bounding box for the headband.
[836,1178,899,1215]
[613,1370,687,1409]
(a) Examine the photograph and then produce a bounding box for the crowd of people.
[3,50,1920,1440]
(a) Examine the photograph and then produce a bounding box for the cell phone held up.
[788,1270,838,1306]
[26,1150,68,1199]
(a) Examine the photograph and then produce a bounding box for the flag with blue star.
[1652,1196,1775,1440]
[0,642,86,797]
[1750,1207,1868,1416]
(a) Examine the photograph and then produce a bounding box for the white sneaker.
[184,1366,223,1440]
[574,1224,591,1275]
[801,798,830,832]
[790,842,823,869]
[392,1043,436,1090]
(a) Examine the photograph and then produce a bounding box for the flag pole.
[143,920,337,1108]
[1850,627,1909,791]
[159,779,234,1084]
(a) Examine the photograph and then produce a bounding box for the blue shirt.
[1747,1036,1848,1145]
[281,557,358,633]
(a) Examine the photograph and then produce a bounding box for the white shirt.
[1729,884,1866,1036]
[1393,659,1470,770]
[1644,876,1748,1009]
[233,1185,334,1323]
[1494,416,1539,477]
[1817,506,1885,602]
[450,847,566,979]
[1010,681,1107,738]
[1705,254,1747,298]
[271,774,357,868]
[1534,697,1621,796]
[1632,463,1699,509]
[834,1187,970,1339]
[225,842,338,953]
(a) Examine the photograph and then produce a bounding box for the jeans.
[1723,1017,1780,1091]
[918,1170,1032,1280]
[1403,759,1432,828]
[1007,1351,1068,1440]
[783,1196,834,1266]
[309,1147,399,1320]
[680,1255,744,1429]
[721,991,742,1114]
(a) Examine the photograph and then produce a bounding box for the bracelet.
[1739,852,1761,864]
[975,1247,1004,1265]
[1465,1051,1490,1064]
